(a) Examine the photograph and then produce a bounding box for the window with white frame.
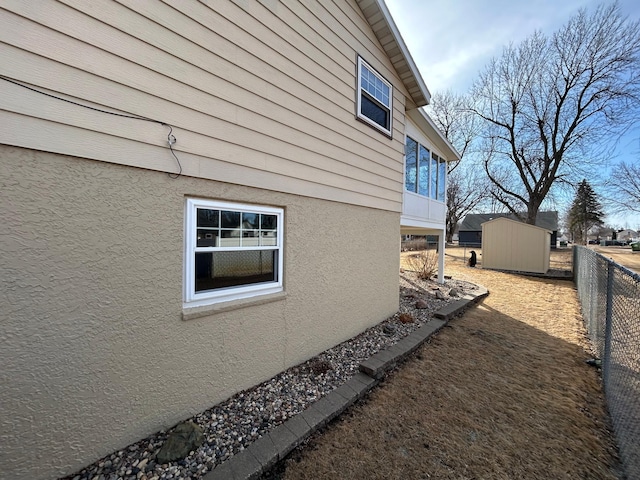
[184,198,283,307]
[404,136,447,202]
[430,152,439,200]
[437,156,447,201]
[357,57,393,136]
[405,136,430,196]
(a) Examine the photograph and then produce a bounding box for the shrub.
[405,249,438,280]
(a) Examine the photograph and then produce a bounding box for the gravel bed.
[64,272,478,480]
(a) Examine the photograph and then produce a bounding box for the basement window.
[184,198,283,307]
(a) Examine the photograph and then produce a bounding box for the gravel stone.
[61,272,476,480]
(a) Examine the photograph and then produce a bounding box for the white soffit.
[356,0,431,108]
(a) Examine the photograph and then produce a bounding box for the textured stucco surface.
[0,145,400,480]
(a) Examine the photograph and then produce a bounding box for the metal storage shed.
[481,217,551,274]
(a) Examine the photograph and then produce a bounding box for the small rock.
[137,458,148,470]
[415,299,429,309]
[435,290,446,300]
[398,313,414,323]
[449,288,460,297]
[383,324,397,335]
[156,422,204,464]
[309,359,333,375]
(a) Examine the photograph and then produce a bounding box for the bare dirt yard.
[274,248,622,479]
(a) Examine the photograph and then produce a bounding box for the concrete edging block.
[229,449,263,480]
[283,415,312,443]
[267,423,298,459]
[331,383,359,405]
[206,281,489,479]
[299,403,328,431]
[245,433,279,473]
[359,357,386,379]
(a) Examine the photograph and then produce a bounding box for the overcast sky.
[385,0,640,228]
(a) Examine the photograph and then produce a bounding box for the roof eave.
[408,109,461,162]
[356,0,431,108]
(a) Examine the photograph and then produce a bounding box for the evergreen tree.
[568,180,604,244]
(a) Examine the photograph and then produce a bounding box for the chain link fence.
[573,246,640,478]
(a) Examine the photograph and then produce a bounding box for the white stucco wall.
[0,145,400,480]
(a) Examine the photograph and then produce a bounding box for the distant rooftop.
[460,212,559,232]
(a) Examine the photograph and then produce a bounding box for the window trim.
[404,134,447,203]
[430,152,439,200]
[437,156,447,201]
[356,56,393,136]
[184,198,284,308]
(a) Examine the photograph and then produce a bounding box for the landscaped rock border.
[204,284,488,480]
[63,276,487,480]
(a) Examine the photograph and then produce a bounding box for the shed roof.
[460,211,559,232]
[482,216,552,234]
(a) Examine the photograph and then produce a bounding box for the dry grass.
[278,247,621,480]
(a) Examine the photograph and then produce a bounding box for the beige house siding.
[0,145,400,480]
[481,217,551,274]
[0,2,451,478]
[0,0,410,212]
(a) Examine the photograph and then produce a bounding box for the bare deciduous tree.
[604,161,640,214]
[428,90,476,160]
[471,2,640,225]
[444,164,491,242]
[427,91,489,242]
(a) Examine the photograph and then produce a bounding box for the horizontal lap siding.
[0,0,408,211]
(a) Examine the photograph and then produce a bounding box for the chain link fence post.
[574,245,640,479]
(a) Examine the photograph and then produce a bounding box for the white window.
[405,135,447,202]
[357,57,393,136]
[437,156,447,201]
[184,198,283,307]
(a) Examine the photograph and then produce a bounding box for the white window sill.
[182,291,287,321]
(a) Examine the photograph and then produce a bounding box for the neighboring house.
[617,229,639,243]
[459,212,559,248]
[481,217,551,274]
[588,227,615,244]
[0,1,459,479]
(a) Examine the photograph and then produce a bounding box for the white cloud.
[386,0,639,93]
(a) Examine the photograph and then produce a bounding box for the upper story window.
[405,136,447,202]
[184,198,283,307]
[437,155,447,200]
[357,57,393,136]
[430,152,439,200]
[405,136,430,196]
